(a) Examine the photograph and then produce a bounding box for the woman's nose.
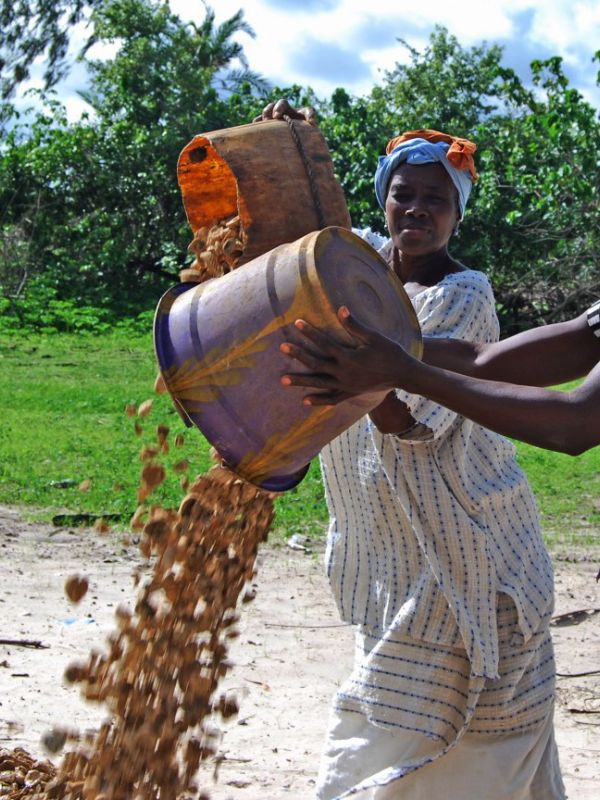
[406,205,427,217]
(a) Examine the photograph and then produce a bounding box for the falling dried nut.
[134,420,143,436]
[157,424,169,444]
[241,588,256,604]
[41,727,68,754]
[139,445,159,462]
[130,505,148,532]
[209,447,222,464]
[78,479,92,492]
[157,424,170,454]
[65,575,89,603]
[154,373,167,395]
[179,268,203,283]
[173,459,189,474]
[215,691,239,719]
[138,399,153,418]
[140,463,166,493]
[94,518,110,536]
[15,341,274,797]
[175,433,185,447]
[112,482,123,492]
[138,484,152,503]
[64,662,87,684]
[185,215,246,281]
[124,403,137,418]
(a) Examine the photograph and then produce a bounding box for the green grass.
[0,332,597,548]
[515,438,600,548]
[0,332,328,537]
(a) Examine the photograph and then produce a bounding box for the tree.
[318,88,389,231]
[322,29,600,330]
[2,18,599,334]
[379,27,515,134]
[0,0,101,98]
[0,1,269,326]
[461,57,600,329]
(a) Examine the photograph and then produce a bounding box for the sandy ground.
[0,504,598,799]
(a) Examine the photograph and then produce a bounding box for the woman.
[261,103,564,799]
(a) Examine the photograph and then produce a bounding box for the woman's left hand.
[280,307,413,405]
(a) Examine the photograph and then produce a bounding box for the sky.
[179,0,600,109]
[13,0,600,119]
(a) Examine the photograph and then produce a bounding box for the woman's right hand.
[253,98,317,126]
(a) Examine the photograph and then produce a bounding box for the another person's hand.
[253,98,317,126]
[279,307,414,405]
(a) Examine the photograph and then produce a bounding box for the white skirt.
[316,698,565,800]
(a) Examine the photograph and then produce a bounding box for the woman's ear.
[453,212,461,236]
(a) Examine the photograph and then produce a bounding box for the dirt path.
[0,505,598,798]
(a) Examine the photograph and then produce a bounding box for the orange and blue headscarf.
[374,129,478,218]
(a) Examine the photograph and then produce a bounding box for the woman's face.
[384,162,460,257]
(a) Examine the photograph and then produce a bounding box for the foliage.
[321,29,600,330]
[453,57,600,329]
[0,0,100,99]
[379,27,512,133]
[0,1,269,325]
[318,88,389,231]
[0,19,599,333]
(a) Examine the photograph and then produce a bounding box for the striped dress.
[317,237,563,798]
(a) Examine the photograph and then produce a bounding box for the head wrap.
[374,129,478,219]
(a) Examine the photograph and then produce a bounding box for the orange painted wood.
[177,120,351,264]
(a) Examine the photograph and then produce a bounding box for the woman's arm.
[280,308,600,455]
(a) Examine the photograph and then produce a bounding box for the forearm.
[397,357,600,455]
[369,391,415,434]
[423,313,599,387]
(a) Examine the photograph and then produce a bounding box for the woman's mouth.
[401,225,428,234]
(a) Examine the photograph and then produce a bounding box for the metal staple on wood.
[283,114,327,230]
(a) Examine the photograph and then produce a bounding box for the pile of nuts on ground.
[0,217,283,798]
[1,427,275,799]
[0,748,57,797]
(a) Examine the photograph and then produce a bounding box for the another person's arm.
[280,308,600,455]
[392,351,600,456]
[424,311,598,386]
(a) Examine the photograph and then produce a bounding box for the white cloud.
[203,0,599,105]
[12,0,600,119]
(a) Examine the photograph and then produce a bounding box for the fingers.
[253,100,317,125]
[279,372,350,407]
[293,318,353,353]
[303,390,353,407]
[272,98,295,119]
[299,106,318,126]
[279,341,331,370]
[337,307,374,344]
[280,372,338,390]
[252,101,275,122]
